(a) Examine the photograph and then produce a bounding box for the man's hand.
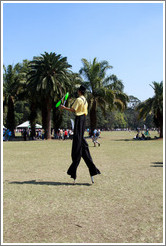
[60,105,66,110]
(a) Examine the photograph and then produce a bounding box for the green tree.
[112,111,127,129]
[27,52,72,139]
[14,101,30,126]
[3,63,26,135]
[136,81,163,138]
[124,95,141,130]
[79,58,128,134]
[14,60,31,126]
[127,95,141,109]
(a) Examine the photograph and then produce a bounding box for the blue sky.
[3,1,164,101]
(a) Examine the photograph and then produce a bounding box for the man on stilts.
[61,85,101,184]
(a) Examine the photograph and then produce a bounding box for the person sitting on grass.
[141,132,146,140]
[134,133,140,140]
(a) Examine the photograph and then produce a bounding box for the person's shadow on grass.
[8,180,92,186]
[150,162,163,167]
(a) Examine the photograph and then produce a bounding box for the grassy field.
[3,131,163,244]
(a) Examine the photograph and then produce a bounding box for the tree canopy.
[3,53,162,139]
[136,81,163,137]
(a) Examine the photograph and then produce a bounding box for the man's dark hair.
[78,85,86,95]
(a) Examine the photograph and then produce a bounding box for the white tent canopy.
[16,121,42,129]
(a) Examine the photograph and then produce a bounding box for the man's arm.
[60,105,75,113]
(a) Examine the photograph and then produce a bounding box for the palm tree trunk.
[46,108,52,139]
[42,102,47,139]
[53,107,63,133]
[45,98,52,140]
[157,109,163,138]
[90,99,97,136]
[29,100,37,140]
[159,121,163,138]
[6,96,15,136]
[159,126,163,138]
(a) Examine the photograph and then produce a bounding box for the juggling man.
[60,85,101,184]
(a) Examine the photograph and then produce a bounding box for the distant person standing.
[92,129,100,147]
[42,129,45,140]
[61,85,101,184]
[27,128,30,140]
[23,129,27,141]
[3,129,6,141]
[59,129,63,140]
[64,129,68,140]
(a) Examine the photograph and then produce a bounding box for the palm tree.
[136,81,163,138]
[79,58,128,133]
[3,63,26,135]
[27,52,72,139]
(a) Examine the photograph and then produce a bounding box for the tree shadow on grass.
[114,138,159,142]
[150,162,163,167]
[8,180,92,186]
[113,139,135,142]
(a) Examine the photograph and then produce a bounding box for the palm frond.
[136,98,154,119]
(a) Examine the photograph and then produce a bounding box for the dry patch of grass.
[3,131,163,243]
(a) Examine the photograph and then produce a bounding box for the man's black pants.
[67,114,100,179]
